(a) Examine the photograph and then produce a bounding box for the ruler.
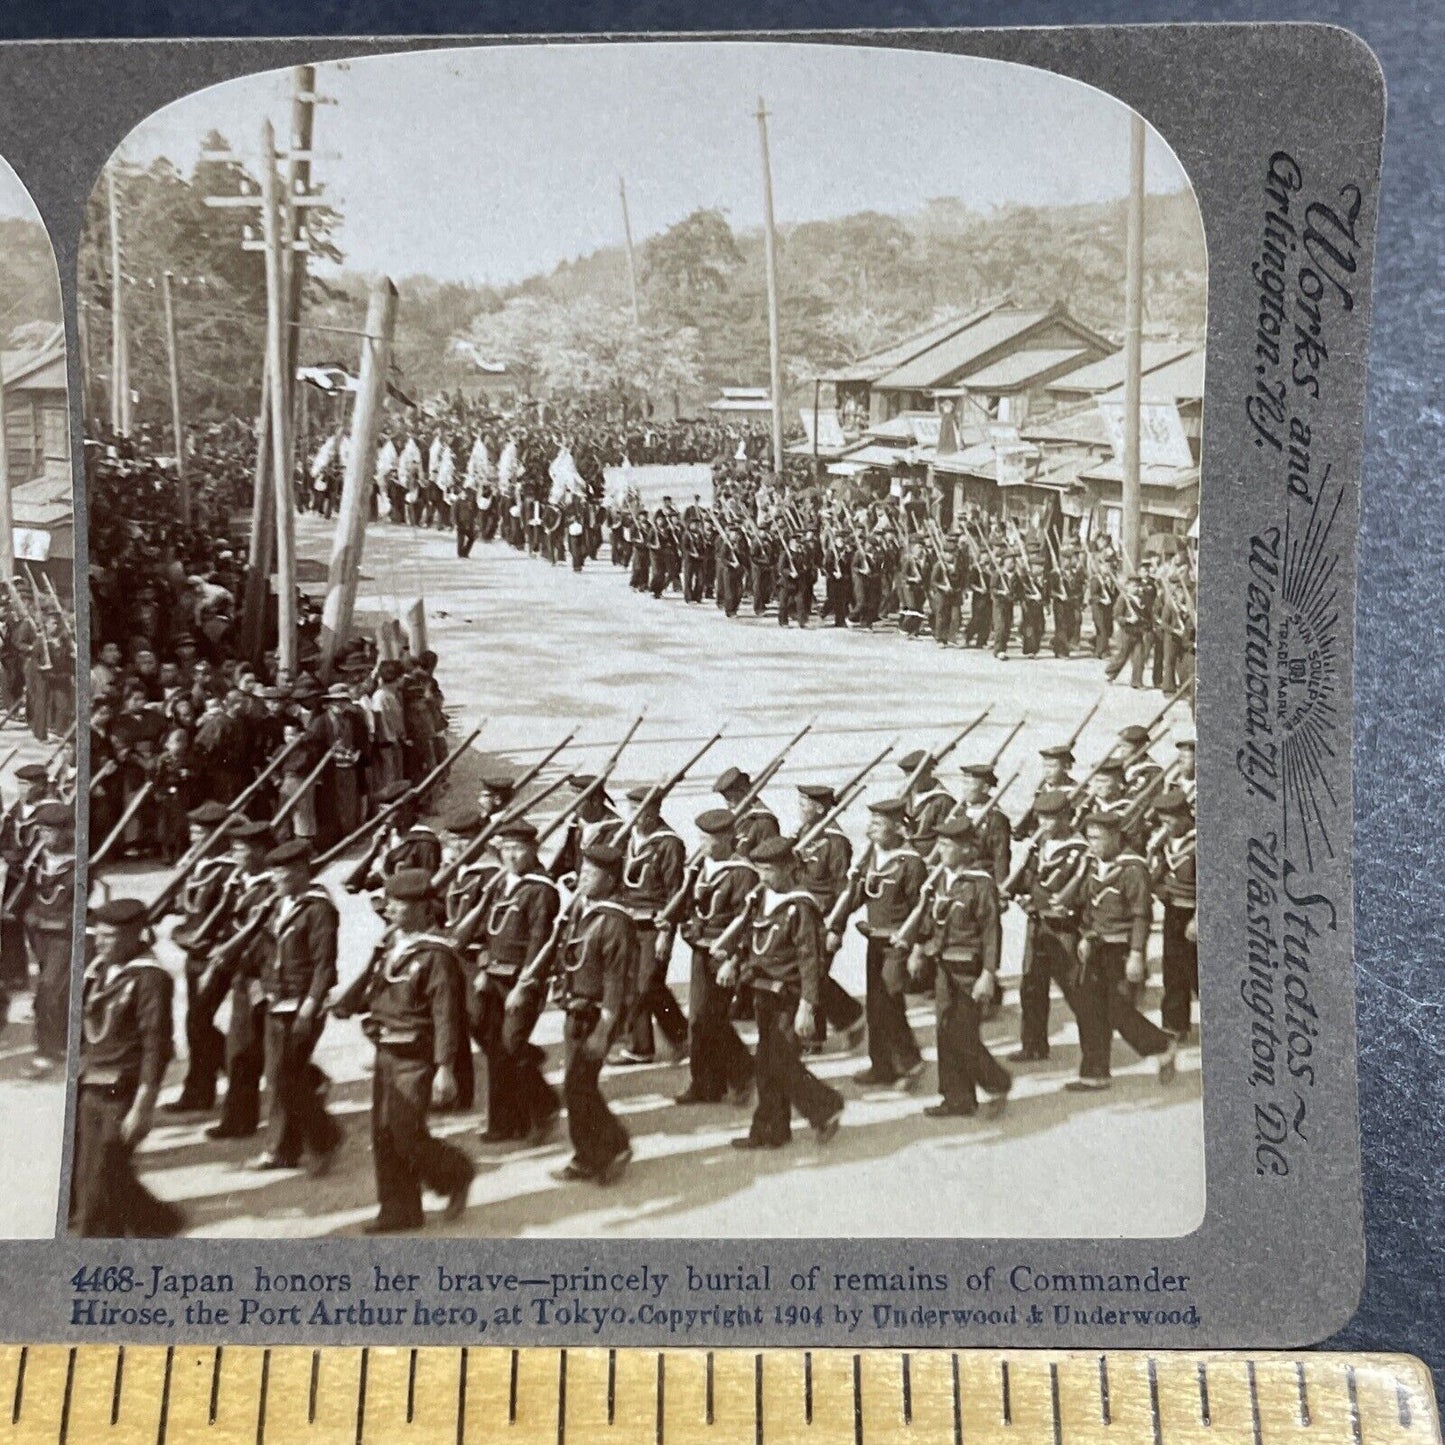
[0,1348,1433,1444]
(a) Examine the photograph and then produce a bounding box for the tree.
[78,136,343,436]
[640,208,743,314]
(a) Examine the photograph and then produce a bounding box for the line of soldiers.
[401,448,1194,679]
[304,406,1196,679]
[76,693,1198,1237]
[0,736,78,1076]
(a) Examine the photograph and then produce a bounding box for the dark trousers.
[1053,601,1081,656]
[1160,905,1198,1038]
[748,989,843,1145]
[1091,601,1114,657]
[864,934,920,1080]
[819,973,864,1036]
[1106,627,1149,687]
[751,564,772,614]
[966,593,991,647]
[0,914,29,989]
[825,574,851,627]
[177,964,226,1107]
[71,1085,184,1238]
[934,961,1011,1107]
[687,948,752,1099]
[1074,940,1173,1080]
[1020,599,1046,655]
[931,591,960,644]
[473,973,558,1139]
[563,1010,629,1176]
[627,927,688,1057]
[370,1047,473,1229]
[682,556,705,602]
[1017,919,1081,1057]
[30,928,69,1061]
[990,598,1015,654]
[263,1011,340,1164]
[217,990,266,1135]
[719,566,744,617]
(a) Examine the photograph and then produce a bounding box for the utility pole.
[241,361,274,662]
[106,166,126,436]
[208,70,320,663]
[618,176,641,328]
[260,120,298,677]
[161,270,189,524]
[755,97,785,477]
[319,277,397,677]
[283,65,316,456]
[1121,111,1146,573]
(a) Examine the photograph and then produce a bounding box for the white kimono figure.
[398,436,423,511]
[373,435,398,518]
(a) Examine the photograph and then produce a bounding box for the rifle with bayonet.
[610,727,725,856]
[794,740,898,853]
[511,727,727,998]
[268,743,339,833]
[90,781,154,867]
[900,708,993,802]
[43,722,78,776]
[654,719,813,929]
[143,730,311,922]
[535,711,647,880]
[330,722,485,882]
[430,727,576,892]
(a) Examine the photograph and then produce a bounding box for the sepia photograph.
[78,41,1203,1241]
[0,155,78,1238]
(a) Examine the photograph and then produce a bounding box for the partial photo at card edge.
[0,22,1383,1349]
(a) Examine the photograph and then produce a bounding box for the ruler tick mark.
[57,1347,75,1445]
[1100,1355,1112,1425]
[1001,1359,1012,1426]
[112,1346,126,1427]
[408,1348,418,1424]
[1397,1381,1413,1429]
[656,1352,665,1445]
[456,1348,468,1445]
[805,1351,813,1425]
[903,1353,913,1426]
[754,1353,763,1445]
[952,1354,962,1445]
[1051,1363,1062,1445]
[1347,1366,1362,1445]
[210,1347,222,1427]
[853,1353,863,1445]
[255,1349,270,1445]
[1296,1362,1311,1427]
[509,1349,519,1423]
[156,1346,174,1445]
[12,1344,26,1423]
[1148,1358,1162,1445]
[705,1352,714,1426]
[309,1350,319,1425]
[557,1348,567,1445]
[608,1349,616,1426]
[356,1348,369,1445]
[1248,1362,1263,1445]
[1198,1361,1212,1426]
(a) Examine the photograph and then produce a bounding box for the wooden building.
[2,324,73,597]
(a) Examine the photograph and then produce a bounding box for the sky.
[0,157,42,223]
[116,40,1197,288]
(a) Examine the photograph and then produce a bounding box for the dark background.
[9,0,1441,1383]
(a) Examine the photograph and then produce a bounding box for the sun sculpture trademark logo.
[1276,475,1344,870]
